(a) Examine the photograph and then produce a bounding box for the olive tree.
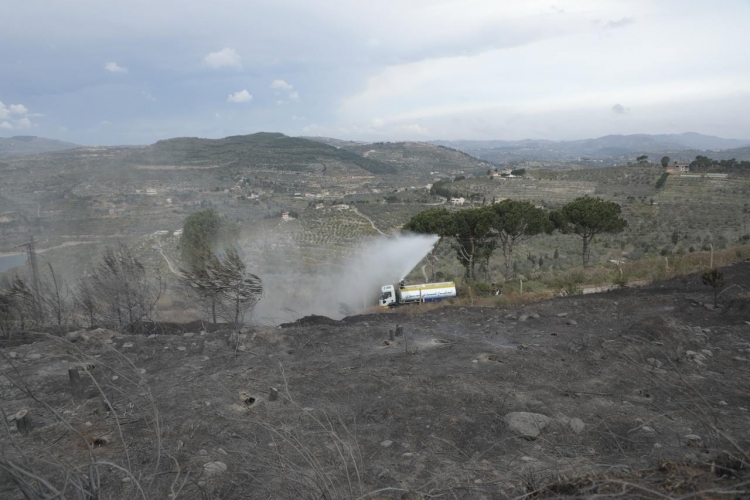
[560,197,628,268]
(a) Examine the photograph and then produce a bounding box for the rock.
[505,314,517,320]
[566,319,578,326]
[122,342,134,348]
[530,313,540,319]
[701,349,713,357]
[147,334,156,339]
[569,418,585,434]
[684,434,702,447]
[217,448,227,455]
[203,461,227,476]
[704,303,715,311]
[557,312,568,317]
[642,426,655,433]
[505,412,551,439]
[686,351,707,364]
[519,315,529,322]
[653,443,663,449]
[380,440,393,447]
[647,358,663,369]
[719,400,728,406]
[66,331,80,342]
[198,449,208,456]
[27,354,42,361]
[9,352,17,359]
[177,346,187,351]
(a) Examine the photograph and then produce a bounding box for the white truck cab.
[379,285,396,307]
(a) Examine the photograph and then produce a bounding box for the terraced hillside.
[333,141,493,179]
[131,133,396,175]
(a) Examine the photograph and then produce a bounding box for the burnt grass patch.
[1,262,749,498]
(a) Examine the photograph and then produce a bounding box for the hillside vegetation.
[0,135,79,158]
[130,133,397,175]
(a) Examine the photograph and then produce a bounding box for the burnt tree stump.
[269,387,279,401]
[69,368,84,402]
[395,325,403,337]
[14,409,32,436]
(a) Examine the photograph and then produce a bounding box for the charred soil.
[1,263,750,499]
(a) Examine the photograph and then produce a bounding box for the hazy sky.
[1,0,749,145]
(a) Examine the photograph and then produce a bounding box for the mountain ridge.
[0,135,80,158]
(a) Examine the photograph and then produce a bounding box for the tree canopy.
[490,200,553,278]
[660,156,670,168]
[560,197,628,267]
[180,208,239,270]
[404,207,496,280]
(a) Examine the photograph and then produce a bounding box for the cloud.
[612,103,628,114]
[270,79,294,91]
[367,38,381,48]
[227,89,253,103]
[0,100,34,129]
[271,80,300,102]
[203,48,242,69]
[605,17,635,29]
[9,104,28,114]
[104,61,128,73]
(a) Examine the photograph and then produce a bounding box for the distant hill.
[433,133,750,164]
[307,139,493,177]
[0,135,79,158]
[129,132,396,175]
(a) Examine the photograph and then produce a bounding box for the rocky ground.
[1,263,749,499]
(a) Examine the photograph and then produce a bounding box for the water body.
[0,253,27,273]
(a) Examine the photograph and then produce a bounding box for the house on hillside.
[667,162,690,173]
[450,197,466,206]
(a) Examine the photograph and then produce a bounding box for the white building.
[450,197,466,206]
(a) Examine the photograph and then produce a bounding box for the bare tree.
[6,276,38,331]
[73,276,97,329]
[182,248,262,332]
[89,244,165,333]
[40,263,70,330]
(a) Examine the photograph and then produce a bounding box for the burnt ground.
[1,263,750,499]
